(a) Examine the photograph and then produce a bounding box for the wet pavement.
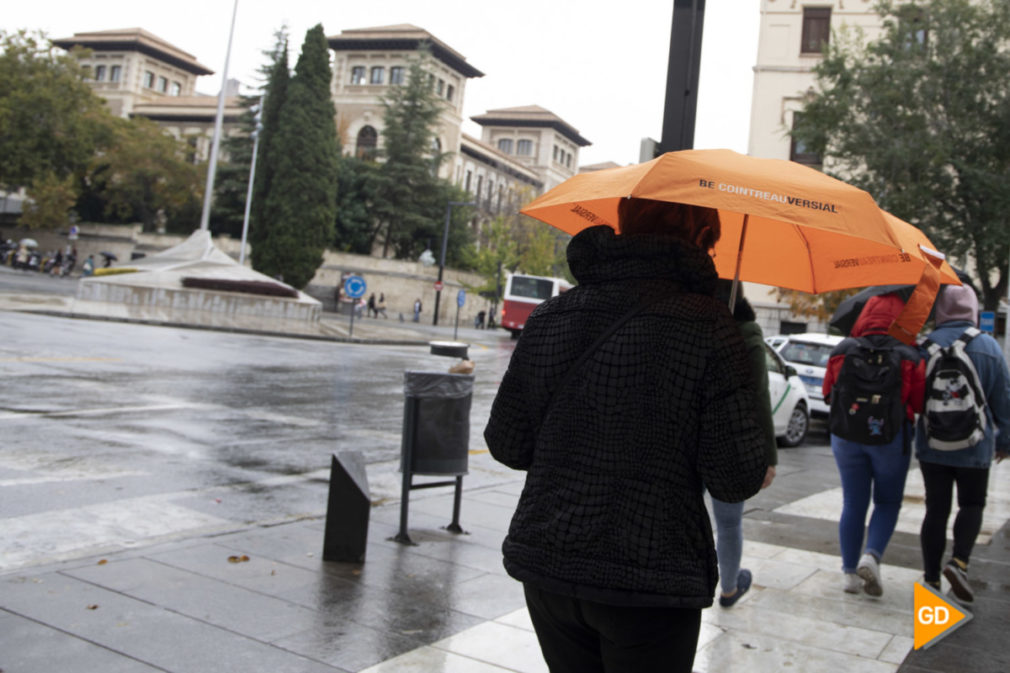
[2,281,1009,672]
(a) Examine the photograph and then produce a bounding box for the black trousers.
[523,584,702,673]
[919,460,990,582]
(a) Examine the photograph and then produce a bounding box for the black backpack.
[829,338,905,445]
[922,327,987,451]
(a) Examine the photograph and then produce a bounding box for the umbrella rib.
[794,224,817,294]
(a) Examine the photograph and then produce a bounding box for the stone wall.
[305,250,497,327]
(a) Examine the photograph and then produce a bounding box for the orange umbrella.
[522,149,947,295]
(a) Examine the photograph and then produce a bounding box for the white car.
[764,342,810,447]
[767,333,844,418]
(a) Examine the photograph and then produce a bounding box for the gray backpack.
[922,327,987,451]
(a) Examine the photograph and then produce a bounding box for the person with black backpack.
[823,293,926,597]
[916,283,1010,604]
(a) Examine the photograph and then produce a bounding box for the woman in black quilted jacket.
[484,197,768,673]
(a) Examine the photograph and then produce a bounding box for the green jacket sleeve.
[739,320,778,467]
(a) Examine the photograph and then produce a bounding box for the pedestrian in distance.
[710,279,779,609]
[376,293,388,319]
[413,298,422,322]
[82,254,95,276]
[367,293,377,318]
[916,283,1010,604]
[823,293,925,597]
[474,310,486,329]
[485,198,768,673]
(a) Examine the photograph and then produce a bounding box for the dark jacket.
[484,226,768,609]
[823,293,925,422]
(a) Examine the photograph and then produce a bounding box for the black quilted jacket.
[484,226,768,608]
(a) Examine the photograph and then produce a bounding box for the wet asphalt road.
[1,310,519,572]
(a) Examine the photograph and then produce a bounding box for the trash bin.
[392,370,475,544]
[401,371,474,475]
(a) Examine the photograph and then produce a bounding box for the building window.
[350,66,366,84]
[437,78,445,96]
[476,175,483,201]
[169,81,181,96]
[801,7,831,54]
[566,153,572,168]
[157,76,168,93]
[465,170,472,193]
[390,66,404,85]
[898,5,928,47]
[498,138,513,154]
[109,65,122,82]
[143,71,155,88]
[790,112,820,165]
[370,66,384,84]
[517,139,533,156]
[446,84,454,101]
[355,125,377,160]
[94,65,106,81]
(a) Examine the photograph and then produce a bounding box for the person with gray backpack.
[916,283,1010,604]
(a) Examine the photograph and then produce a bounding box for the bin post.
[392,397,419,545]
[446,475,464,534]
[323,451,370,563]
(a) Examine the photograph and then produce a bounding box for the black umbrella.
[99,251,118,261]
[828,269,976,336]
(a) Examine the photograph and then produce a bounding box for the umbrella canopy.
[830,268,974,336]
[19,238,38,248]
[100,251,118,261]
[522,149,944,294]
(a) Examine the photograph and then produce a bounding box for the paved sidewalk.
[3,284,1008,672]
[3,441,1008,673]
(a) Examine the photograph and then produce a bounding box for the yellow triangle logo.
[914,582,973,649]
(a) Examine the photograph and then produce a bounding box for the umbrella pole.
[728,214,749,309]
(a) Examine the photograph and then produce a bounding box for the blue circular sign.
[343,275,366,299]
[457,289,466,307]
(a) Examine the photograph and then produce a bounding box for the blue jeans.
[710,497,744,595]
[831,431,911,572]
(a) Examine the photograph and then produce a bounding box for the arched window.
[356,125,377,160]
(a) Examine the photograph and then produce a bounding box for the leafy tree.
[81,117,203,232]
[254,24,338,288]
[0,30,106,188]
[372,47,458,260]
[0,29,110,225]
[792,0,1010,309]
[18,172,77,229]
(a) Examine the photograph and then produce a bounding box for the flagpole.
[199,0,239,232]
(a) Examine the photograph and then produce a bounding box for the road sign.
[344,275,366,299]
[457,289,466,307]
[434,281,444,292]
[68,225,79,241]
[980,310,995,334]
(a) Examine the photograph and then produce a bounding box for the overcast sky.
[6,0,760,167]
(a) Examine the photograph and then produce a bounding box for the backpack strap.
[957,326,981,348]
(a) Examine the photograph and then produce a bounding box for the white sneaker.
[843,572,861,594]
[857,553,883,597]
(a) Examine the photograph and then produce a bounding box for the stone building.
[52,28,244,163]
[748,0,884,163]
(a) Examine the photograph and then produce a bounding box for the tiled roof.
[327,24,484,78]
[52,28,213,75]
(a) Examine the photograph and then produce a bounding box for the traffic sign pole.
[343,275,367,339]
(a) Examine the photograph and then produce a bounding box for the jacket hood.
[935,283,979,325]
[567,225,717,295]
[851,293,906,337]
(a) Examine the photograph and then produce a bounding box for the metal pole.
[199,0,239,232]
[238,117,261,265]
[433,200,475,326]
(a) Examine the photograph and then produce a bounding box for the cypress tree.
[247,30,289,272]
[255,24,338,288]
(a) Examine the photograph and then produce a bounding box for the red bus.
[501,273,573,338]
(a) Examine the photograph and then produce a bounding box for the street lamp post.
[433,200,475,326]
